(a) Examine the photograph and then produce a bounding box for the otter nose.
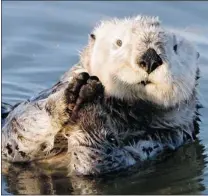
[138,48,163,74]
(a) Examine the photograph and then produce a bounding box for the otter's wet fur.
[2,15,201,175]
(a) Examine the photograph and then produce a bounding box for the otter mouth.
[138,80,152,86]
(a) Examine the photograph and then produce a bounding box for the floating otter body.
[2,15,200,175]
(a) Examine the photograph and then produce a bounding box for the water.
[2,1,208,194]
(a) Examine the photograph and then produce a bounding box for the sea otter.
[2,15,201,175]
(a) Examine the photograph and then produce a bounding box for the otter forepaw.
[65,72,104,122]
[64,72,90,105]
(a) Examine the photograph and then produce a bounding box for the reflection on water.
[2,1,208,194]
[2,140,207,195]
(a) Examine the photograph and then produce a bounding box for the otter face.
[81,15,200,108]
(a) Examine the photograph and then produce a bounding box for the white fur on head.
[81,15,199,108]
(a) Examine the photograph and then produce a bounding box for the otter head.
[81,15,200,108]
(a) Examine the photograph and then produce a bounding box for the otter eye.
[90,34,96,40]
[173,44,177,53]
[116,39,122,47]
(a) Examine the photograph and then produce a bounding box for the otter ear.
[89,33,96,41]
[197,52,200,59]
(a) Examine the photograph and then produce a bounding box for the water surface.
[2,1,208,194]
